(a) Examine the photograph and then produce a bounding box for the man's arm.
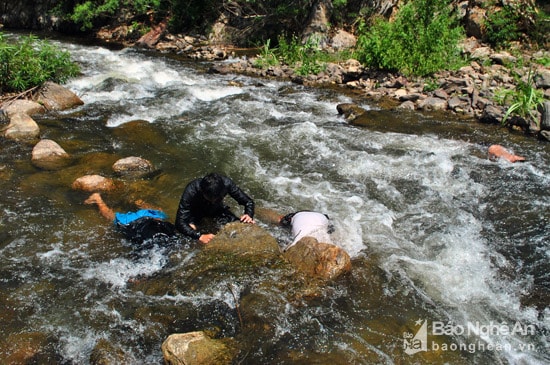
[175,180,202,240]
[224,176,255,218]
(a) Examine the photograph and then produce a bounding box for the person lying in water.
[279,211,335,251]
[488,144,525,163]
[85,192,179,247]
[256,207,334,251]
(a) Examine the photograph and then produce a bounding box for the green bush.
[354,0,465,77]
[63,0,161,31]
[485,6,521,48]
[0,33,80,93]
[485,2,549,48]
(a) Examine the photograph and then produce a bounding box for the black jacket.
[175,176,254,239]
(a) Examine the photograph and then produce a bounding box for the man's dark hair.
[200,173,226,202]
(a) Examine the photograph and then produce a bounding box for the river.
[0,33,548,364]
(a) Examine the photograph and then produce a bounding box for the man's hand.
[199,233,215,244]
[240,214,255,224]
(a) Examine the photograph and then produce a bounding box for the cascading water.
[0,34,548,364]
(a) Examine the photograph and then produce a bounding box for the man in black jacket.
[175,172,255,244]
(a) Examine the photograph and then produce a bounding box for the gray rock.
[480,104,505,124]
[539,101,550,130]
[418,97,448,111]
[535,69,550,89]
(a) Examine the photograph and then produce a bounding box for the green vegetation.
[254,35,353,76]
[0,33,80,93]
[64,0,161,31]
[485,1,549,48]
[495,69,545,128]
[354,0,465,77]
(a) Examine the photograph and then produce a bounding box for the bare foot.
[84,192,102,205]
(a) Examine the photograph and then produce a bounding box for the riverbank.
[87,23,550,142]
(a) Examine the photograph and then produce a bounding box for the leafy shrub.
[485,1,549,48]
[354,0,465,77]
[485,6,521,48]
[0,33,80,93]
[64,0,161,31]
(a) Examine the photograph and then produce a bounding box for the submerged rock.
[90,338,132,365]
[71,174,117,192]
[31,139,71,170]
[205,221,281,258]
[336,103,367,121]
[112,156,155,177]
[162,331,237,365]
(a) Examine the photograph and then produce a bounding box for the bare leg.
[134,199,163,211]
[488,144,525,163]
[84,193,116,221]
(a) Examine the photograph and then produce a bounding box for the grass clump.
[0,33,80,93]
[495,69,545,129]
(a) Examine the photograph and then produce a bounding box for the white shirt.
[287,211,333,250]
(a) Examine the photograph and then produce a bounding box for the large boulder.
[161,331,237,365]
[284,236,351,281]
[71,174,116,192]
[31,139,71,170]
[2,113,40,140]
[205,221,281,259]
[35,82,84,111]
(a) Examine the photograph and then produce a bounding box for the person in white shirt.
[279,211,334,251]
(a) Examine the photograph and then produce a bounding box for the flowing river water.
[0,34,549,364]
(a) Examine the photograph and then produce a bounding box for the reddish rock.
[284,236,351,280]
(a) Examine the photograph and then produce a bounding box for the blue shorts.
[114,209,167,225]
